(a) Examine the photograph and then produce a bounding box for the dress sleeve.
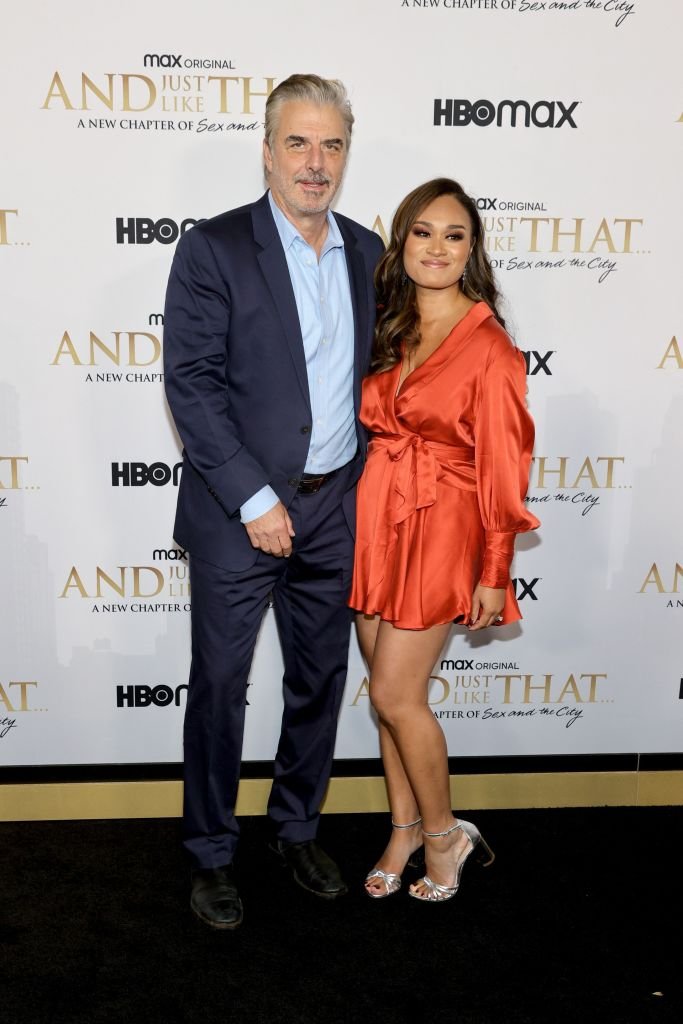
[474,341,540,589]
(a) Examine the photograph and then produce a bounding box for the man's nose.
[307,144,324,169]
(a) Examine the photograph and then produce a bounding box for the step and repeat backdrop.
[1,0,681,769]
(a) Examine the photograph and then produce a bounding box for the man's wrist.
[240,486,279,524]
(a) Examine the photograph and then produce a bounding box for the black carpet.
[1,807,681,1024]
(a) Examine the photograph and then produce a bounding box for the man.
[163,74,383,929]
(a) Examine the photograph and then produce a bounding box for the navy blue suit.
[164,192,383,867]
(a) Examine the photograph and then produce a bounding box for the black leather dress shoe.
[271,840,348,899]
[190,865,243,929]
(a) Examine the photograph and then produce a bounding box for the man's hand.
[469,583,506,631]
[244,501,295,557]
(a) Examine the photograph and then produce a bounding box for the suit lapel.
[337,217,370,418]
[252,195,310,409]
[251,195,371,419]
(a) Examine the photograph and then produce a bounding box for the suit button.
[301,425,310,434]
[288,478,299,488]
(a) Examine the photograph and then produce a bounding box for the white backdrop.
[1,0,681,767]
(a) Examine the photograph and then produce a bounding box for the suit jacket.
[163,191,384,571]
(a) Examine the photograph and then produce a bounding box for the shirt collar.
[268,190,344,256]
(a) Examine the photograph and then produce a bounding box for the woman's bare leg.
[368,620,473,895]
[356,614,419,822]
[355,614,422,893]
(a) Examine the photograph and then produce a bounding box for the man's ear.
[263,138,273,174]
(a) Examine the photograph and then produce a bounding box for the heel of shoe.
[474,834,495,868]
[407,845,425,870]
[456,819,495,868]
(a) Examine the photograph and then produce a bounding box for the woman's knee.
[370,681,422,726]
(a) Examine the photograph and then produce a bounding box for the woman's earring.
[461,264,467,286]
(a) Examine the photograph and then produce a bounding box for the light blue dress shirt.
[240,191,356,523]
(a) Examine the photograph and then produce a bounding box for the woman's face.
[402,194,473,292]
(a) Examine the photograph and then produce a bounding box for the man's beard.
[271,167,341,217]
[290,172,335,214]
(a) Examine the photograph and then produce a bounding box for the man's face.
[264,100,348,219]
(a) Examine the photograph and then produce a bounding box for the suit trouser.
[182,463,356,869]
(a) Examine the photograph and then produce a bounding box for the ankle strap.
[422,821,462,838]
[391,817,422,829]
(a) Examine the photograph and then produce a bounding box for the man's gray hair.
[264,74,354,149]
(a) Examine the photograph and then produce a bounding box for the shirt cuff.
[240,486,279,524]
[479,531,516,589]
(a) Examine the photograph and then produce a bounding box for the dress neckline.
[394,301,491,399]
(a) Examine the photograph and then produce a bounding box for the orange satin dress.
[349,301,540,630]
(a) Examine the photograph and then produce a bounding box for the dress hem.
[348,603,521,632]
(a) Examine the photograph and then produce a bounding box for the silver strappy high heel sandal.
[365,817,423,899]
[409,818,495,903]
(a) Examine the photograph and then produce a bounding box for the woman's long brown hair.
[372,177,506,373]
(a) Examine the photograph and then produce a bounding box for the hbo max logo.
[116,217,204,244]
[116,684,188,708]
[433,99,579,128]
[111,462,182,486]
[512,578,541,602]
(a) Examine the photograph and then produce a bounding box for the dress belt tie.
[369,433,475,526]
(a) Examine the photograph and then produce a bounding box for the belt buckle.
[298,474,326,494]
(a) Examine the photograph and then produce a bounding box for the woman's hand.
[469,583,506,630]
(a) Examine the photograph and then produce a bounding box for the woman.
[349,178,540,902]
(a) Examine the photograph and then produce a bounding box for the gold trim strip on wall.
[1,772,682,822]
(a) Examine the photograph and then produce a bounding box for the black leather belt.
[297,465,344,494]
